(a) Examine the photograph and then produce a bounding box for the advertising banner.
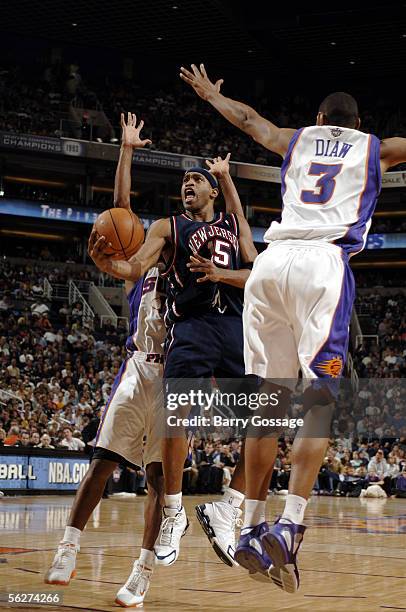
[0,452,89,491]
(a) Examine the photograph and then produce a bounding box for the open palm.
[120,112,152,148]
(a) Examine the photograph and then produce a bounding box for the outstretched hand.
[187,253,222,283]
[205,153,231,178]
[87,229,113,273]
[180,64,224,101]
[120,112,152,148]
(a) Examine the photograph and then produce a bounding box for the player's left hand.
[205,153,231,178]
[187,253,222,283]
[88,229,113,273]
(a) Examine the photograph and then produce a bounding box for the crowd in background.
[0,56,405,499]
[183,436,406,498]
[2,61,406,167]
[0,260,405,498]
[353,293,406,377]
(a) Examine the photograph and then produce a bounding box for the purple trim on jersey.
[310,255,355,379]
[125,276,144,352]
[95,357,129,444]
[334,134,382,255]
[280,128,305,198]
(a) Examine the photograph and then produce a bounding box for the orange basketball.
[93,208,144,260]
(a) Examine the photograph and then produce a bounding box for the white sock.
[61,526,81,546]
[242,499,266,529]
[138,548,154,570]
[281,494,307,524]
[222,486,245,508]
[164,492,182,512]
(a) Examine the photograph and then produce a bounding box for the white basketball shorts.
[244,240,355,382]
[95,352,164,467]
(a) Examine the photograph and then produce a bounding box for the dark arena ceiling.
[1,0,406,83]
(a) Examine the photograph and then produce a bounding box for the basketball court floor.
[0,495,405,611]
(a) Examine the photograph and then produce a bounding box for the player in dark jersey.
[89,153,258,568]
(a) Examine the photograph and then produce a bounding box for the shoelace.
[231,510,243,546]
[53,546,75,569]
[126,564,149,594]
[159,515,176,546]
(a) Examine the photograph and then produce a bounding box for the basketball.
[94,208,144,259]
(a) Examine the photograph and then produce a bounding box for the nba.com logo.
[62,141,82,157]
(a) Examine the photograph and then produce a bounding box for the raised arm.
[205,154,258,264]
[114,112,151,209]
[380,137,406,173]
[88,218,171,283]
[180,64,295,158]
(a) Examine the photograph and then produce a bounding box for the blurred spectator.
[59,426,85,451]
[37,433,55,449]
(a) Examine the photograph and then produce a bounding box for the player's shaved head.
[318,92,360,129]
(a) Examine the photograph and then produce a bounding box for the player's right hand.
[120,112,152,149]
[180,64,224,101]
[88,229,113,273]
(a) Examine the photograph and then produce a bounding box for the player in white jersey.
[181,64,406,592]
[45,113,167,608]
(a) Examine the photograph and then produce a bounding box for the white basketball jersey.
[125,267,166,355]
[264,125,382,255]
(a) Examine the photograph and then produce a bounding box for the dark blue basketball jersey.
[161,212,243,324]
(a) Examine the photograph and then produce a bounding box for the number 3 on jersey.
[301,162,343,204]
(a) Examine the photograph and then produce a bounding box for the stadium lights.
[0,178,4,197]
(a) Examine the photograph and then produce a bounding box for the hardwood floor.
[0,494,405,611]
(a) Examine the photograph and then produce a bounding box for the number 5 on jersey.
[301,162,343,204]
[212,239,231,267]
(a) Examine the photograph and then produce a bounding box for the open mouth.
[184,187,196,203]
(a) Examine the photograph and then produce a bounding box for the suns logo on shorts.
[315,356,343,377]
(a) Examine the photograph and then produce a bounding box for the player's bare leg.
[155,436,189,565]
[161,437,188,495]
[45,458,116,585]
[116,462,164,608]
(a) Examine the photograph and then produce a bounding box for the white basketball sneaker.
[195,502,242,567]
[154,506,189,566]
[115,561,152,608]
[44,543,78,585]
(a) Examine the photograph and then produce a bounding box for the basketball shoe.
[115,560,152,608]
[195,502,242,567]
[44,543,78,585]
[154,506,189,565]
[234,522,274,581]
[261,517,306,593]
